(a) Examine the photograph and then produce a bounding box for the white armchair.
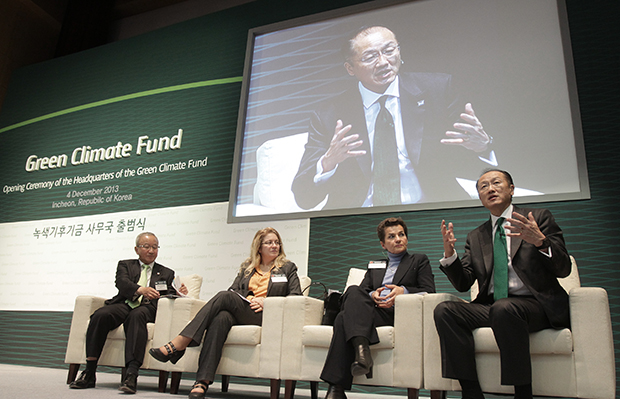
[163,276,312,398]
[64,274,203,391]
[234,133,327,217]
[280,268,425,399]
[423,256,616,399]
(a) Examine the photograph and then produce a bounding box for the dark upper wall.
[0,0,257,110]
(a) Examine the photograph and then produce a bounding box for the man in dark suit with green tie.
[435,169,571,399]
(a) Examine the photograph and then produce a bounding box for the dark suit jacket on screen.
[292,72,485,210]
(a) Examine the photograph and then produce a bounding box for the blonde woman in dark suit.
[149,227,302,399]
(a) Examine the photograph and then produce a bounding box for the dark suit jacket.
[440,206,571,328]
[359,251,436,295]
[104,259,176,308]
[292,72,483,210]
[229,261,302,298]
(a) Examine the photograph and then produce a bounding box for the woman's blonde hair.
[241,227,288,275]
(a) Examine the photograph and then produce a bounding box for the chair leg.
[67,364,80,384]
[407,388,419,399]
[310,381,319,399]
[170,372,182,394]
[270,378,281,399]
[158,370,169,393]
[284,380,296,399]
[221,375,230,392]
[431,390,447,399]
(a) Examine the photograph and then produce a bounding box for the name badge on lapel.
[155,281,168,291]
[368,261,387,269]
[271,274,288,283]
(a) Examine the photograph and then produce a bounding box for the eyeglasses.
[477,180,504,193]
[358,45,400,65]
[137,244,160,250]
[262,240,281,246]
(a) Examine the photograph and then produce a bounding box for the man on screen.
[292,26,493,210]
[69,232,187,394]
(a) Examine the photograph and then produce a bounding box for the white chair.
[164,276,312,398]
[64,274,203,391]
[280,268,425,399]
[234,133,327,217]
[423,256,616,399]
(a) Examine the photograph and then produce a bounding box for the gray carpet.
[0,364,413,399]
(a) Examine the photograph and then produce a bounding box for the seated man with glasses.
[69,231,188,394]
[293,25,494,210]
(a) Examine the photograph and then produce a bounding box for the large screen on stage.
[229,0,588,222]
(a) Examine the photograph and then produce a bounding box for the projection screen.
[228,0,588,222]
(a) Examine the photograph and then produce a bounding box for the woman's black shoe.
[149,341,186,364]
[188,381,209,399]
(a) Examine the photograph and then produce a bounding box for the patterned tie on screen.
[372,96,401,206]
[493,217,509,300]
[126,264,149,309]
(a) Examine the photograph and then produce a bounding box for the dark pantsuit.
[86,302,157,366]
[320,286,394,390]
[180,291,262,383]
[434,297,551,386]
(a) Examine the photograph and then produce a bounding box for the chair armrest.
[393,294,424,387]
[169,297,208,335]
[259,297,287,379]
[569,287,616,399]
[423,293,467,391]
[151,297,176,348]
[279,296,325,380]
[64,295,107,363]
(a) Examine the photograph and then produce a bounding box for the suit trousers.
[180,290,262,383]
[86,302,157,367]
[320,285,394,390]
[434,296,551,386]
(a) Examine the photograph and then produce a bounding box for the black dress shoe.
[119,372,138,394]
[350,340,373,378]
[325,384,347,399]
[69,370,96,389]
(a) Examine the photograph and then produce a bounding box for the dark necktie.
[372,96,401,206]
[493,217,509,300]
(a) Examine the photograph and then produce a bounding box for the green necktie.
[372,96,401,206]
[127,264,149,309]
[493,217,509,300]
